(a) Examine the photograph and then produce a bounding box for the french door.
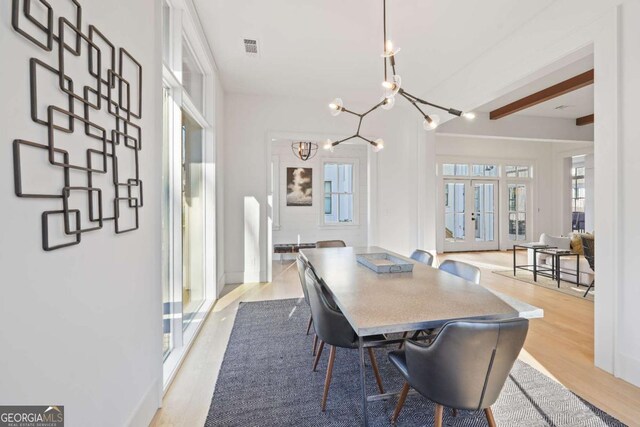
[444,179,499,252]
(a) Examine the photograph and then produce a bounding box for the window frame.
[320,158,359,227]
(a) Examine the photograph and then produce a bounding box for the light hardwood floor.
[151,251,640,427]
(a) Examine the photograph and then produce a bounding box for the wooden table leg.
[434,404,444,427]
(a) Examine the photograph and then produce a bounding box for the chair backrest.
[438,259,481,285]
[304,268,356,348]
[296,256,311,306]
[581,235,595,271]
[315,240,346,248]
[405,318,529,410]
[410,249,434,266]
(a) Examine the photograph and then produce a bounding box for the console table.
[273,243,316,263]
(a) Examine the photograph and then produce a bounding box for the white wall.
[223,93,422,283]
[0,1,162,426]
[594,0,640,387]
[271,141,368,252]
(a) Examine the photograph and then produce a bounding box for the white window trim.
[319,158,360,227]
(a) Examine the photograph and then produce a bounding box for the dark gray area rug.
[205,299,625,426]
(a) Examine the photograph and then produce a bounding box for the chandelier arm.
[341,107,362,117]
[357,116,363,134]
[334,134,358,146]
[357,135,376,145]
[390,55,397,77]
[400,89,463,116]
[383,0,387,81]
[362,100,386,117]
[400,91,428,118]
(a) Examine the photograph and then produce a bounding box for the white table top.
[301,246,543,336]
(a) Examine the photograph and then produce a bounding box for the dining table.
[300,246,544,426]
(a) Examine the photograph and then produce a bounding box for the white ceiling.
[194,0,557,105]
[477,55,594,119]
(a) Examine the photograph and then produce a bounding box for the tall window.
[323,163,354,224]
[162,0,215,387]
[572,164,585,232]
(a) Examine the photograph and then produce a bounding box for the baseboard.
[126,377,161,427]
[617,353,640,388]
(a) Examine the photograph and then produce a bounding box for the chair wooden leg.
[434,404,444,427]
[484,407,497,427]
[398,331,408,349]
[312,334,318,356]
[321,345,337,411]
[312,340,325,371]
[306,315,313,335]
[391,382,410,424]
[367,348,385,394]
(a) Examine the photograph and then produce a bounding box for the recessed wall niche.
[10,0,144,251]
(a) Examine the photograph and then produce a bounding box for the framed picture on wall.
[286,167,313,206]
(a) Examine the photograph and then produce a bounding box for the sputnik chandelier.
[324,0,475,152]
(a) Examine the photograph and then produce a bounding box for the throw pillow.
[570,233,584,255]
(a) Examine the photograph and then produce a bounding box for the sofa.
[527,233,594,286]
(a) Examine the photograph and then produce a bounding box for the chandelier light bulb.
[374,138,385,152]
[328,98,344,116]
[323,139,334,151]
[463,112,476,120]
[382,74,401,97]
[423,114,441,131]
[382,39,401,57]
[381,95,395,110]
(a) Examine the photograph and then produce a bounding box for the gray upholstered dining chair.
[315,240,346,248]
[388,318,529,426]
[438,259,481,284]
[304,268,385,411]
[296,256,320,356]
[581,235,595,297]
[410,249,434,266]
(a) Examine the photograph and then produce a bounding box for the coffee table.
[513,243,555,278]
[536,248,581,288]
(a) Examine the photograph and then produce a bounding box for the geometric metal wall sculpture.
[10,0,144,251]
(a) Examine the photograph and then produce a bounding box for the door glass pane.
[508,183,526,241]
[162,87,172,358]
[474,183,495,242]
[444,182,465,241]
[181,110,205,329]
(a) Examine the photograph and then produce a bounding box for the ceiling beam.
[490,69,594,120]
[576,114,594,126]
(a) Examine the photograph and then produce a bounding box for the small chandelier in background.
[291,141,319,161]
[324,0,476,152]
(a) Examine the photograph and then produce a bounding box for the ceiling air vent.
[243,38,259,56]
